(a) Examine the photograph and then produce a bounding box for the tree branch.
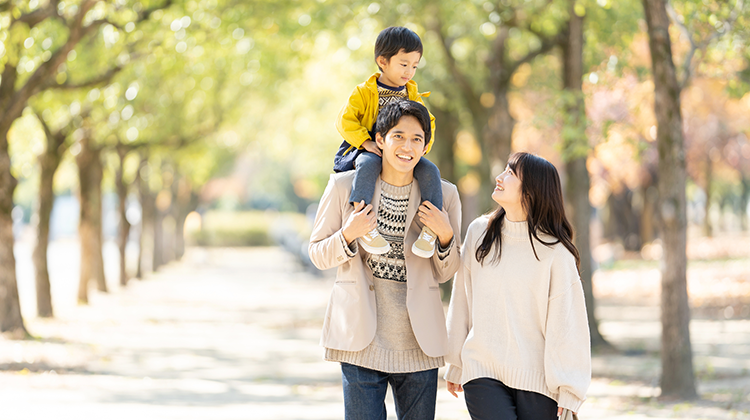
[137,0,173,22]
[32,109,56,142]
[4,1,100,123]
[5,0,173,124]
[11,0,60,29]
[505,30,565,83]
[31,107,71,153]
[47,65,123,90]
[668,0,743,89]
[432,16,483,116]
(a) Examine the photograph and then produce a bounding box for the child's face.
[377,49,422,87]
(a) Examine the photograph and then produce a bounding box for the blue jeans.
[350,152,443,208]
[463,378,558,420]
[341,363,438,420]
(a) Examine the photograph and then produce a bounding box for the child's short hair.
[374,26,423,70]
[375,100,432,147]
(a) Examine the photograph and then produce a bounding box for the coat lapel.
[405,177,421,240]
[372,176,382,217]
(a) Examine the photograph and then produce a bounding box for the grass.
[186,210,310,247]
[603,257,750,272]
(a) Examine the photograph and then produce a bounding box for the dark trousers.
[463,378,558,420]
[341,363,438,420]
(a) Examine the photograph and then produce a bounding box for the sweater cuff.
[557,390,584,412]
[436,236,454,260]
[340,231,358,257]
[444,364,463,384]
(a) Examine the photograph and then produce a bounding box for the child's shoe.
[412,226,437,258]
[359,228,391,254]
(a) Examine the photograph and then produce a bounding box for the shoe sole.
[360,241,390,255]
[411,243,435,258]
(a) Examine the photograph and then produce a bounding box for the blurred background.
[1,0,750,418]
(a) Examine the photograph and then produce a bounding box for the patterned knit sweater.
[325,181,444,373]
[377,80,408,111]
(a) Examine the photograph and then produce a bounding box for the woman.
[445,152,591,419]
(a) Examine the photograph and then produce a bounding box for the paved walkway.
[1,246,749,419]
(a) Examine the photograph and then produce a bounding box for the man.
[309,100,462,419]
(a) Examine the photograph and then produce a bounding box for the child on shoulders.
[334,26,443,258]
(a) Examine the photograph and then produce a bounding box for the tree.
[31,108,74,317]
[641,0,697,399]
[76,115,107,303]
[0,0,171,334]
[429,1,568,211]
[115,143,131,286]
[559,0,613,351]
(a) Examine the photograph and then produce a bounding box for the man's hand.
[417,201,453,247]
[342,200,376,245]
[361,139,382,157]
[447,381,463,398]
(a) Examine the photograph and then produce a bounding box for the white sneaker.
[412,226,437,258]
[359,227,390,254]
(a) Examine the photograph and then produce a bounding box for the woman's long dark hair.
[475,152,581,272]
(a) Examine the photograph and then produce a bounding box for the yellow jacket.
[336,73,435,155]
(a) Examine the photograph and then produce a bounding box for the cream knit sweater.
[445,215,591,412]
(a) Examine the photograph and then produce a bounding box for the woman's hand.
[447,381,463,398]
[418,201,453,247]
[342,200,376,245]
[361,140,382,157]
[557,407,578,417]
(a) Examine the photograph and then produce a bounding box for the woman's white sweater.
[445,215,591,412]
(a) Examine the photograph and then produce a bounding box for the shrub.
[186,210,309,247]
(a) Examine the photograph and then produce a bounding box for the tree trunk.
[484,90,515,174]
[642,0,697,399]
[173,177,195,261]
[561,2,613,351]
[641,181,660,244]
[77,135,107,304]
[153,192,165,271]
[741,176,750,231]
[703,155,713,237]
[137,156,154,278]
[0,128,26,337]
[116,148,131,286]
[33,142,63,317]
[428,103,459,184]
[605,187,643,249]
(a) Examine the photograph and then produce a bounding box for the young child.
[334,26,443,258]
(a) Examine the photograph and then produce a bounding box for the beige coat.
[308,171,462,357]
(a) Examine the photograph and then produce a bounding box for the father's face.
[375,115,428,176]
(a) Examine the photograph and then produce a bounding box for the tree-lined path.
[1,244,749,419]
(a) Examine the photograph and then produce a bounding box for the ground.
[1,240,749,420]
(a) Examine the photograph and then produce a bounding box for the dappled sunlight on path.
[1,247,346,419]
[1,246,749,419]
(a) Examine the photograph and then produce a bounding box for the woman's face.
[492,165,523,208]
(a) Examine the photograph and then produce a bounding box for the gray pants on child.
[349,151,443,208]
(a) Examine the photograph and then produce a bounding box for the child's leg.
[349,151,382,206]
[412,157,443,258]
[413,157,443,209]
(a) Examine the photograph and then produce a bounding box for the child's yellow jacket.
[336,72,436,156]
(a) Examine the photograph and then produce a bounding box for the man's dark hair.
[375,100,431,146]
[374,26,423,70]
